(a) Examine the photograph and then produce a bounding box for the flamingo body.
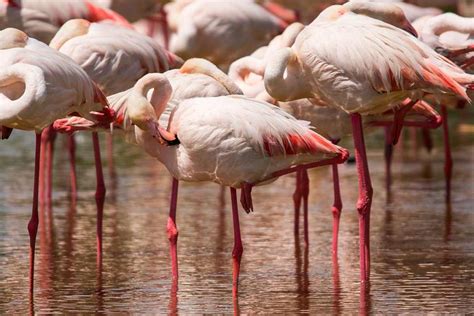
[0,29,104,131]
[50,20,183,95]
[169,0,287,67]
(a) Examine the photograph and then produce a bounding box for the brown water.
[0,108,473,314]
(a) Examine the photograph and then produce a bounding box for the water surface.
[0,108,473,314]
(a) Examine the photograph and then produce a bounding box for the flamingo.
[230,35,442,253]
[0,0,58,43]
[111,74,348,296]
[53,61,348,296]
[167,0,298,69]
[54,57,242,280]
[413,12,474,199]
[9,0,131,28]
[348,0,442,22]
[0,28,113,294]
[264,5,474,282]
[46,18,184,256]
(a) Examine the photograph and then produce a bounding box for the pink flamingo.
[115,74,348,297]
[231,43,441,253]
[0,0,58,43]
[9,0,131,27]
[55,67,348,296]
[264,5,473,282]
[414,12,474,199]
[167,0,298,69]
[0,28,113,294]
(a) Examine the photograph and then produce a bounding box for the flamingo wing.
[170,95,345,160]
[303,14,471,100]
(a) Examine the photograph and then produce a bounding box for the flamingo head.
[314,5,348,23]
[0,28,28,49]
[49,19,91,50]
[128,73,178,146]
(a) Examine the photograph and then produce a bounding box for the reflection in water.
[1,110,474,314]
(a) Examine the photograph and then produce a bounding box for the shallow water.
[0,107,473,314]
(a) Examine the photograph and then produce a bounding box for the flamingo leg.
[230,187,243,297]
[293,169,302,236]
[441,106,452,201]
[92,132,106,260]
[45,130,56,212]
[384,125,393,188]
[168,178,179,283]
[28,133,42,294]
[331,163,342,257]
[159,6,170,50]
[67,134,77,204]
[351,113,373,282]
[421,128,433,153]
[300,169,309,247]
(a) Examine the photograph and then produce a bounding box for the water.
[0,107,473,314]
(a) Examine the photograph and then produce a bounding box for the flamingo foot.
[351,113,373,282]
[92,132,106,260]
[168,178,179,283]
[230,188,243,298]
[28,133,41,294]
[240,182,253,213]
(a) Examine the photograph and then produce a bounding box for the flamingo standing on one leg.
[0,28,113,294]
[264,6,473,282]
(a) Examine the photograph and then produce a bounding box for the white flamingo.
[0,28,113,294]
[264,5,474,282]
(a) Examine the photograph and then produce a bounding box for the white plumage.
[50,20,183,95]
[0,29,105,131]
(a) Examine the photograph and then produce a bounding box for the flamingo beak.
[146,120,179,146]
[402,20,418,38]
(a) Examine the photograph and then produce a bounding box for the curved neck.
[134,74,172,119]
[430,14,474,36]
[264,47,312,101]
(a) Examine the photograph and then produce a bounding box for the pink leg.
[441,106,452,201]
[351,113,373,282]
[421,128,433,153]
[67,134,77,204]
[331,163,342,256]
[106,133,115,183]
[230,187,243,297]
[28,133,42,294]
[92,132,106,260]
[293,169,302,235]
[300,169,309,247]
[167,178,179,283]
[384,126,393,188]
[45,130,56,211]
[160,6,170,50]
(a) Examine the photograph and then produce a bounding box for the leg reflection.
[294,233,309,312]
